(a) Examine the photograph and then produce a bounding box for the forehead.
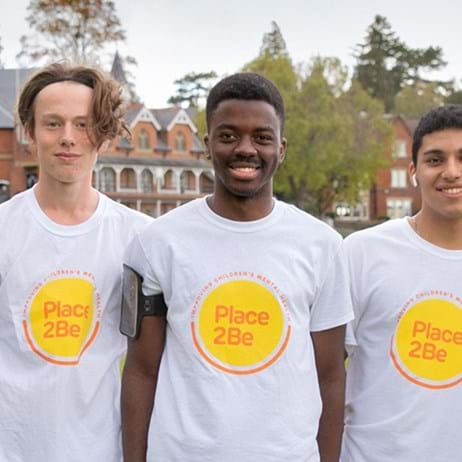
[34,81,93,117]
[209,99,280,131]
[419,128,462,153]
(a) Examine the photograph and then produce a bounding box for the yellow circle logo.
[23,275,100,365]
[391,297,462,389]
[191,274,290,375]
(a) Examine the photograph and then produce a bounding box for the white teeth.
[234,167,256,171]
[442,188,462,194]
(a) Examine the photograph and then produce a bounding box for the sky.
[1,0,462,108]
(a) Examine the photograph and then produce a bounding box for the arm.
[122,315,167,462]
[311,324,347,462]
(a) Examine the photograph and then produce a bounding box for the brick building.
[0,66,214,215]
[335,115,422,223]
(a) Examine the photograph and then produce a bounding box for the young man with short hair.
[341,105,462,462]
[122,72,353,462]
[0,63,151,461]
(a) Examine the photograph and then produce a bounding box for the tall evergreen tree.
[260,21,288,58]
[355,15,446,112]
[168,71,217,108]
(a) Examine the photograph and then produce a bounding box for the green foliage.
[259,21,288,59]
[244,25,392,215]
[395,82,444,118]
[355,15,447,112]
[168,71,217,108]
[18,0,126,65]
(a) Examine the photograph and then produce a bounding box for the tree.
[17,0,126,65]
[260,21,288,59]
[168,71,217,108]
[395,82,444,118]
[244,23,392,215]
[355,15,447,112]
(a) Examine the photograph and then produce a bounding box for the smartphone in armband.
[120,264,167,339]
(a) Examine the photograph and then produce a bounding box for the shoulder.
[345,218,405,250]
[0,190,31,225]
[100,193,153,233]
[277,201,343,246]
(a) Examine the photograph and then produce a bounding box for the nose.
[235,135,257,155]
[442,156,462,180]
[59,123,76,148]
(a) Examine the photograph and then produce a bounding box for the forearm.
[121,368,158,462]
[317,372,346,462]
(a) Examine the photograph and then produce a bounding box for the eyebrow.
[215,123,276,133]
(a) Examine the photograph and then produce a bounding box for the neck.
[207,193,274,221]
[34,179,99,225]
[412,209,462,250]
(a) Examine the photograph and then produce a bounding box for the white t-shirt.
[342,218,462,462]
[0,188,151,462]
[125,198,353,462]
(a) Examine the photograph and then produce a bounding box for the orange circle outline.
[191,321,291,375]
[389,336,462,390]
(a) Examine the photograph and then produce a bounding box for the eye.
[75,121,87,130]
[45,120,60,128]
[426,157,442,165]
[218,132,237,142]
[255,134,274,144]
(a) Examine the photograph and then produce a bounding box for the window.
[141,169,153,193]
[99,168,116,192]
[0,180,10,203]
[393,140,407,159]
[199,172,214,193]
[138,129,150,150]
[162,170,176,190]
[391,169,407,188]
[386,198,412,219]
[120,168,137,189]
[175,132,186,152]
[180,170,195,192]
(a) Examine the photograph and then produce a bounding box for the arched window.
[138,129,150,150]
[175,132,186,152]
[180,170,195,192]
[162,170,176,190]
[199,172,214,193]
[99,167,116,192]
[120,168,137,189]
[141,169,154,193]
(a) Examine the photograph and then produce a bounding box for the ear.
[204,134,211,160]
[278,137,287,165]
[408,162,418,187]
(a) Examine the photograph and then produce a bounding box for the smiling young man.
[122,73,353,462]
[0,63,151,461]
[341,105,462,462]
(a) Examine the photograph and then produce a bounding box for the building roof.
[110,51,128,84]
[151,107,180,129]
[0,68,34,128]
[402,118,419,135]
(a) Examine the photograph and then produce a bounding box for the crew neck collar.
[27,187,107,236]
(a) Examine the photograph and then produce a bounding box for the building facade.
[0,67,214,216]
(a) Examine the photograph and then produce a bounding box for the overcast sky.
[1,0,462,107]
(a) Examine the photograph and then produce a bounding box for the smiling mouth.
[437,187,462,196]
[229,165,260,179]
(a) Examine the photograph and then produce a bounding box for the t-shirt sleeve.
[310,241,354,332]
[124,233,162,296]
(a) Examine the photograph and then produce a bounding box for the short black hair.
[206,72,285,133]
[412,104,462,164]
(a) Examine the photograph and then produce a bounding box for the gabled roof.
[391,114,419,137]
[0,68,34,128]
[129,105,161,130]
[151,106,197,133]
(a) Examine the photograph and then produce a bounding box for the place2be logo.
[22,269,102,365]
[390,291,462,389]
[191,272,291,375]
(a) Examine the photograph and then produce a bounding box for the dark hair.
[206,72,285,133]
[412,104,462,164]
[17,62,130,149]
